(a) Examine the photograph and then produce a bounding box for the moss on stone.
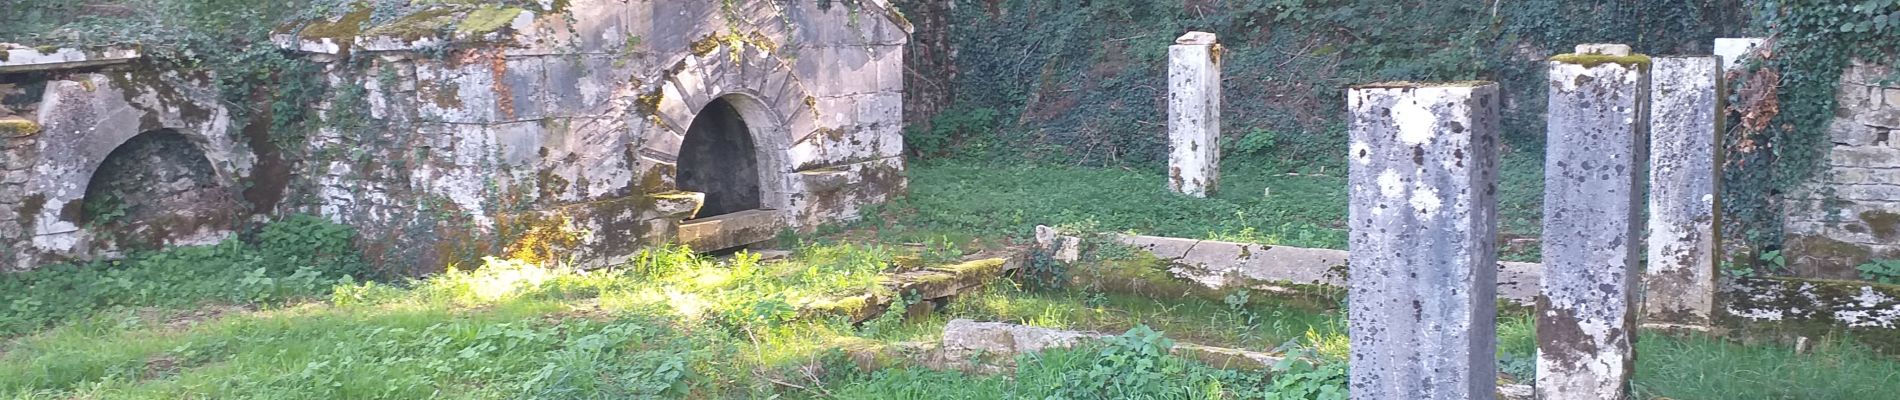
[364,7,461,41]
[930,258,1007,277]
[1353,81,1495,89]
[456,5,524,36]
[1549,53,1653,69]
[1720,276,1900,354]
[299,5,374,41]
[634,88,664,115]
[0,118,40,137]
[1860,211,1900,239]
[689,35,724,57]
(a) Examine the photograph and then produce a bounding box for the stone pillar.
[1168,32,1221,197]
[1713,38,1766,71]
[1538,44,1650,400]
[1645,56,1722,330]
[1346,82,1502,400]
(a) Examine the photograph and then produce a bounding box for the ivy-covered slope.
[897,0,1749,168]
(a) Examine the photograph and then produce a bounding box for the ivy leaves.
[1845,0,1900,34]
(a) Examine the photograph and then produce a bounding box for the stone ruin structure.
[1785,60,1900,278]
[0,1,911,272]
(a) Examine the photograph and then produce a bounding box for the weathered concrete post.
[1539,44,1650,400]
[1346,82,1502,400]
[1645,56,1722,330]
[1713,38,1766,71]
[1168,32,1221,197]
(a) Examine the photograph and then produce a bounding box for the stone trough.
[799,251,1028,323]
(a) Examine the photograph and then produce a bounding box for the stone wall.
[0,0,910,272]
[1785,60,1900,279]
[0,65,245,270]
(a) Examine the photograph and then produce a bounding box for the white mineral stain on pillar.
[1168,31,1221,197]
[1347,82,1502,400]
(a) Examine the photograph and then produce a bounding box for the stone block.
[415,60,501,123]
[1829,118,1881,146]
[1540,46,1648,400]
[1712,38,1765,71]
[1347,81,1502,400]
[1828,168,1900,186]
[1859,108,1900,130]
[1829,146,1900,167]
[677,209,784,251]
[499,56,550,121]
[1645,56,1722,328]
[1033,225,1083,263]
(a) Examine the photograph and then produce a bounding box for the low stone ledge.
[1097,231,1542,305]
[0,44,140,74]
[939,319,1284,371]
[1721,277,1900,351]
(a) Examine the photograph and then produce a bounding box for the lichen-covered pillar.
[1538,44,1650,400]
[1168,32,1221,197]
[1645,56,1722,330]
[1346,82,1502,400]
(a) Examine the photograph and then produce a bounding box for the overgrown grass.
[890,160,1545,260]
[4,210,1897,399]
[0,215,366,336]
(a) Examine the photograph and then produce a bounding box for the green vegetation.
[1723,0,1900,256]
[1860,259,1900,284]
[881,160,1544,260]
[0,215,365,336]
[4,211,1897,398]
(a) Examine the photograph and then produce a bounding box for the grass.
[3,165,1897,399]
[892,158,1546,260]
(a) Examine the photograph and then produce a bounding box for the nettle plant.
[1859,259,1900,284]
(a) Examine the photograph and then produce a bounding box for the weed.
[1858,259,1900,284]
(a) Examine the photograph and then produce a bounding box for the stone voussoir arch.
[633,41,823,219]
[25,73,242,254]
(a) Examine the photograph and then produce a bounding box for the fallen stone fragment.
[938,319,1284,372]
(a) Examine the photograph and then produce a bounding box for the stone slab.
[677,209,785,251]
[0,45,140,74]
[938,319,1283,372]
[1113,234,1540,305]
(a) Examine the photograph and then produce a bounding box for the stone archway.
[79,129,240,249]
[635,43,820,251]
[678,97,764,219]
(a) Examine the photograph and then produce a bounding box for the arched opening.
[678,97,764,219]
[80,129,239,248]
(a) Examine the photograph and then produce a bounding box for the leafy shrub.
[906,105,1000,159]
